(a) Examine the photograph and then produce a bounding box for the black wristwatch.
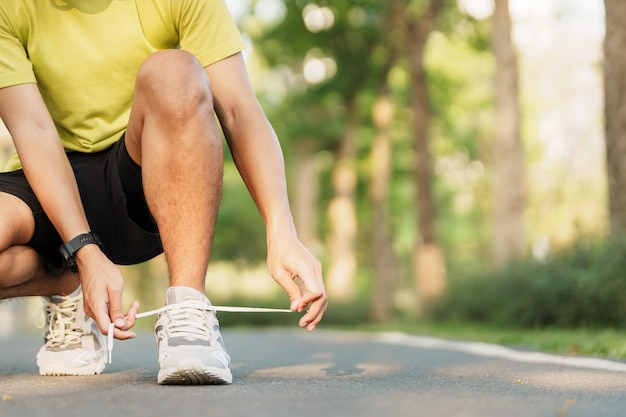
[59,232,103,273]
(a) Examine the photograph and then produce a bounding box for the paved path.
[0,328,624,417]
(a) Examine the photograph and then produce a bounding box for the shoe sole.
[38,362,106,376]
[157,357,232,385]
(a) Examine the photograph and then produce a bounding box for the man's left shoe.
[155,286,232,385]
[36,287,107,376]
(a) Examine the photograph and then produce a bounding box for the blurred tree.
[368,85,398,321]
[250,0,390,302]
[604,0,626,234]
[398,0,447,313]
[491,0,524,265]
[245,0,495,319]
[368,5,403,322]
[292,138,321,254]
[417,5,494,272]
[325,94,359,301]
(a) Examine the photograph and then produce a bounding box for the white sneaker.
[155,286,232,385]
[36,286,107,376]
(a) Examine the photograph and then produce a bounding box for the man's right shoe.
[36,286,107,376]
[155,286,232,385]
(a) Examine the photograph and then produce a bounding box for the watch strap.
[59,232,103,273]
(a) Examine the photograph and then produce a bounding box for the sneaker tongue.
[48,295,66,303]
[166,286,211,305]
[48,286,82,303]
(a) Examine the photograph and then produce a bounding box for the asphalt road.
[0,328,625,417]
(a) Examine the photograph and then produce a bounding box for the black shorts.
[0,136,163,268]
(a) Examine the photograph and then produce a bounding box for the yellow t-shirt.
[0,0,246,171]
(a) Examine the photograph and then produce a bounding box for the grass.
[213,302,626,361]
[206,295,626,361]
[338,320,626,360]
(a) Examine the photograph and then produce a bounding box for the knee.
[135,50,214,118]
[0,193,35,248]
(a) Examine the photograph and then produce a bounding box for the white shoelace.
[37,295,84,348]
[106,302,292,364]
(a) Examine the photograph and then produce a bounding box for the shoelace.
[163,301,213,342]
[36,295,84,349]
[107,302,292,364]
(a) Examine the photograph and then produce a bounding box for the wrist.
[59,232,103,273]
[266,217,296,240]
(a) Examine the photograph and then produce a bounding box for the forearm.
[0,84,90,243]
[207,54,327,330]
[222,102,296,237]
[16,128,91,242]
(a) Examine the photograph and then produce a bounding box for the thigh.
[70,140,162,265]
[0,170,60,263]
[0,146,163,267]
[115,134,155,232]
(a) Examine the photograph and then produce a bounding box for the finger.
[294,259,324,310]
[272,268,303,310]
[113,327,137,340]
[299,298,327,332]
[119,300,139,331]
[107,284,127,328]
[91,301,113,335]
[100,309,136,340]
[298,287,325,310]
[124,300,139,327]
[111,301,139,339]
[296,279,328,331]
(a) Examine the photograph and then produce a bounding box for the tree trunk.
[604,0,626,234]
[492,0,525,265]
[404,0,446,314]
[292,139,321,256]
[368,89,398,322]
[326,98,359,301]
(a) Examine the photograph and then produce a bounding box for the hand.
[75,244,139,340]
[267,233,328,332]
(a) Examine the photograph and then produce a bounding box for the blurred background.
[2,0,624,337]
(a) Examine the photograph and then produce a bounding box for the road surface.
[1,328,624,417]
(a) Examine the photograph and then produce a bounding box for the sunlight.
[458,0,495,20]
[303,4,335,33]
[303,50,337,85]
[225,0,247,19]
[254,0,286,25]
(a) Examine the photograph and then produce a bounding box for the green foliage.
[250,0,391,149]
[223,3,608,334]
[211,158,267,262]
[425,17,494,263]
[228,0,498,275]
[432,234,626,328]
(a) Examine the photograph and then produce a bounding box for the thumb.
[108,287,127,328]
[273,268,303,311]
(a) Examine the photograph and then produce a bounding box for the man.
[0,0,328,385]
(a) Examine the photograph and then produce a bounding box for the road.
[0,328,624,417]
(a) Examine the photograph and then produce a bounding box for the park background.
[1,0,624,357]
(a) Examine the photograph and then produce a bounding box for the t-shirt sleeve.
[0,6,36,88]
[174,0,247,67]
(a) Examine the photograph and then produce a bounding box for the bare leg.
[0,192,79,299]
[124,50,223,292]
[0,246,79,299]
